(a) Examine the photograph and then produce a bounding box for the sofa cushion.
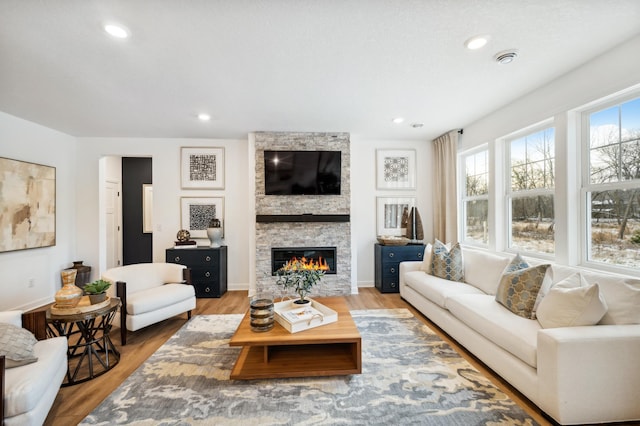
[430,240,464,282]
[463,249,511,295]
[0,323,38,368]
[495,264,551,319]
[579,271,640,325]
[403,270,485,309]
[536,273,608,328]
[447,294,540,368]
[126,283,195,315]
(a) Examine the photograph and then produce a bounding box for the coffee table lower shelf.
[230,342,361,380]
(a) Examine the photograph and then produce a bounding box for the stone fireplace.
[254,132,352,297]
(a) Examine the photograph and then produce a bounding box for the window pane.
[621,97,640,142]
[465,151,488,196]
[590,145,620,184]
[621,140,640,181]
[590,106,619,149]
[589,189,640,268]
[510,195,555,254]
[464,200,488,244]
[511,127,554,192]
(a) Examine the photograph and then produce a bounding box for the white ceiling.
[1,1,640,141]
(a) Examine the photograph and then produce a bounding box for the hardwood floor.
[43,288,553,426]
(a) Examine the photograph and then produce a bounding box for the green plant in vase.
[83,279,112,304]
[275,258,325,304]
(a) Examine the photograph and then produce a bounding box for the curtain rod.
[458,129,464,135]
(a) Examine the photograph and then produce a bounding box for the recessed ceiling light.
[392,117,404,124]
[197,113,211,121]
[104,23,130,39]
[464,35,490,50]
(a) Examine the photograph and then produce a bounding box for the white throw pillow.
[536,273,608,328]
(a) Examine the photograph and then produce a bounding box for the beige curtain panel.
[432,130,459,244]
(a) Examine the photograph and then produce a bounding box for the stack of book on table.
[173,240,197,249]
[274,298,338,333]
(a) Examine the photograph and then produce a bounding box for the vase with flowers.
[275,258,325,304]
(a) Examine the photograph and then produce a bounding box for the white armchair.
[0,310,67,426]
[101,262,196,345]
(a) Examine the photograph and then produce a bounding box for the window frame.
[459,145,490,247]
[503,121,556,258]
[580,91,640,273]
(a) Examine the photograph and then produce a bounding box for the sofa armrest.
[182,268,192,285]
[399,261,422,289]
[22,311,47,341]
[537,324,640,424]
[0,310,23,327]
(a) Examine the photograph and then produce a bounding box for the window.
[584,96,640,269]
[507,127,555,254]
[461,148,489,245]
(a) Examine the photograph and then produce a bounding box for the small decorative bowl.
[377,236,410,246]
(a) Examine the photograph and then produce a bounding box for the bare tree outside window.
[587,97,640,268]
[508,128,555,254]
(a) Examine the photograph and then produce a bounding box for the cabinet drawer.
[190,267,219,282]
[167,251,219,266]
[193,282,221,298]
[380,247,424,262]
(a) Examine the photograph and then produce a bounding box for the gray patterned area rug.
[82,309,538,425]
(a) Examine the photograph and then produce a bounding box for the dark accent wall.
[122,157,152,265]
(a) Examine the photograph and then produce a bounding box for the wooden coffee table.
[229,296,361,380]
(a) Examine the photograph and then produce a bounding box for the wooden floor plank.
[42,288,552,426]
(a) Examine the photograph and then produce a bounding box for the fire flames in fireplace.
[281,256,330,271]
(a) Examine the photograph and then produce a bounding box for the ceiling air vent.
[494,50,518,64]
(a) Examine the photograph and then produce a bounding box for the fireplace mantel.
[256,214,350,223]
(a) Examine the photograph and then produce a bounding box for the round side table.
[46,298,121,386]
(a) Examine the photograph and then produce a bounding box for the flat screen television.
[264,150,341,195]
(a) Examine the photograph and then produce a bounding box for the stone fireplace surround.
[254,132,352,297]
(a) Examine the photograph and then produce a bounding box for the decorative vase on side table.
[54,269,83,308]
[206,218,223,248]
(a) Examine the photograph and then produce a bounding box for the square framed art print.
[180,197,224,239]
[181,147,225,189]
[376,149,416,190]
[376,196,416,236]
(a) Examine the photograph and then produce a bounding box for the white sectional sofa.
[399,246,640,425]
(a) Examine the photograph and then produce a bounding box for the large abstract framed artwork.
[181,147,225,189]
[376,196,416,236]
[180,197,224,238]
[376,149,416,190]
[0,157,56,252]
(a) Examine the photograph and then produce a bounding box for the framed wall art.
[376,149,416,190]
[0,157,56,252]
[142,184,153,234]
[376,196,415,236]
[181,147,225,189]
[180,197,224,238]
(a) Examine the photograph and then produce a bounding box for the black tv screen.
[264,150,341,195]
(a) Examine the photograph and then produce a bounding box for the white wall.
[0,112,77,310]
[350,137,433,286]
[75,138,251,290]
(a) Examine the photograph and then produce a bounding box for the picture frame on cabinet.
[376,196,416,236]
[180,196,224,239]
[376,149,416,190]
[181,147,225,189]
[0,157,56,252]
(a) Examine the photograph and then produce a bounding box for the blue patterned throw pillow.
[495,263,551,319]
[430,240,464,282]
[503,253,529,273]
